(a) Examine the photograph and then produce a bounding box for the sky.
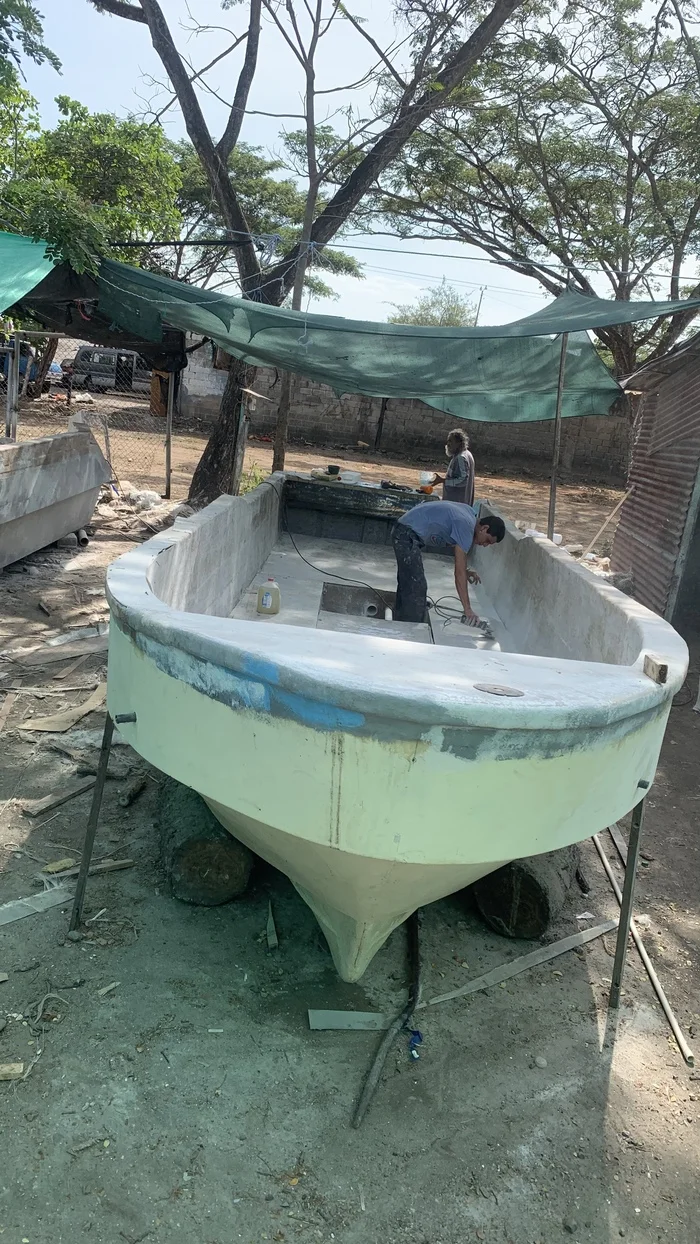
[23,0,551,325]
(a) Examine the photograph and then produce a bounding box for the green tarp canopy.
[97,260,623,423]
[7,229,700,423]
[0,233,55,317]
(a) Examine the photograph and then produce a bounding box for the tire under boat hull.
[107,627,669,981]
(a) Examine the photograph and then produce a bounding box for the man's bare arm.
[454,546,476,618]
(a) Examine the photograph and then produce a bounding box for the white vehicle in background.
[62,346,151,393]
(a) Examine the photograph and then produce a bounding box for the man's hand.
[466,569,481,585]
[462,607,478,621]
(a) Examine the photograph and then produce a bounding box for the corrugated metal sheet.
[611,354,700,617]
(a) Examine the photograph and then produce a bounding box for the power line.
[110,234,700,286]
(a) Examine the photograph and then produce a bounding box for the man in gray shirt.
[432,429,475,505]
[392,501,504,623]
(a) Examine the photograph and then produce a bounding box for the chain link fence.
[10,334,209,500]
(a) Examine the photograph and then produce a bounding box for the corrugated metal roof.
[611,355,700,616]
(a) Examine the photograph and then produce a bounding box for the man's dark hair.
[479,514,505,542]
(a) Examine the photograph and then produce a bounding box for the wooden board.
[20,779,96,818]
[12,636,108,667]
[308,1010,389,1031]
[21,683,106,733]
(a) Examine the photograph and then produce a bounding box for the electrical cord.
[352,910,421,1128]
[261,478,389,611]
[672,673,697,708]
[428,594,465,621]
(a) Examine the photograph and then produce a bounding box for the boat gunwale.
[105,486,688,734]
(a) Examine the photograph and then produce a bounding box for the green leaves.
[380,0,700,370]
[387,279,477,326]
[0,0,60,86]
[0,85,183,270]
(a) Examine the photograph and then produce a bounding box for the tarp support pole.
[164,371,174,499]
[8,331,21,440]
[374,396,388,450]
[4,346,12,438]
[547,332,568,540]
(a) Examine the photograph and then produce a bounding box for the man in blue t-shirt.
[392,500,505,623]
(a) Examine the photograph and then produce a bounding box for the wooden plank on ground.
[423,920,618,1007]
[0,887,73,927]
[20,779,96,818]
[21,683,106,733]
[0,691,17,735]
[13,636,108,667]
[53,653,91,681]
[44,858,134,880]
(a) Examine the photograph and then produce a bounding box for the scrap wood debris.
[20,682,106,732]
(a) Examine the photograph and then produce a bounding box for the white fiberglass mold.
[106,476,687,981]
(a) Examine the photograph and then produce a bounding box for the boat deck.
[231,534,516,651]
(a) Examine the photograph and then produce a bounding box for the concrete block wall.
[178,342,630,478]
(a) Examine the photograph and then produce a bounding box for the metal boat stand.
[68,712,136,931]
[607,792,646,1009]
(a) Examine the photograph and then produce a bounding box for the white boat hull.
[106,480,687,980]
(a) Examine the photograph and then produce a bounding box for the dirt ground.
[17,398,625,552]
[1,470,699,1244]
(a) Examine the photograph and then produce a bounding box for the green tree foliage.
[0,89,181,270]
[0,0,59,86]
[387,279,476,326]
[35,96,181,244]
[380,0,700,375]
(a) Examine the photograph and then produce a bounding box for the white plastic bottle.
[257,577,281,615]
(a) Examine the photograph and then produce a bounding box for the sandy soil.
[16,398,625,552]
[0,477,698,1244]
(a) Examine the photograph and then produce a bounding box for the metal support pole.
[4,345,12,438]
[232,398,248,494]
[8,331,21,440]
[374,396,388,451]
[547,332,569,541]
[609,794,646,1008]
[164,371,174,499]
[68,715,115,931]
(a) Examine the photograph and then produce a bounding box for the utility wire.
[111,233,700,285]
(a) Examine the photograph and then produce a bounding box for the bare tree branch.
[136,0,262,291]
[217,0,262,158]
[90,0,147,21]
[339,6,407,90]
[266,0,524,296]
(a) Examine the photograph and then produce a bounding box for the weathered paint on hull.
[108,623,669,981]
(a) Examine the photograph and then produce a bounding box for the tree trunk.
[158,777,254,906]
[272,370,293,473]
[29,337,58,399]
[188,356,253,505]
[471,845,581,939]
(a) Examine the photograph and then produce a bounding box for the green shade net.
[97,260,624,423]
[10,230,700,423]
[0,233,55,314]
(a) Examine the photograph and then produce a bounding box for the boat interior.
[147,474,662,669]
